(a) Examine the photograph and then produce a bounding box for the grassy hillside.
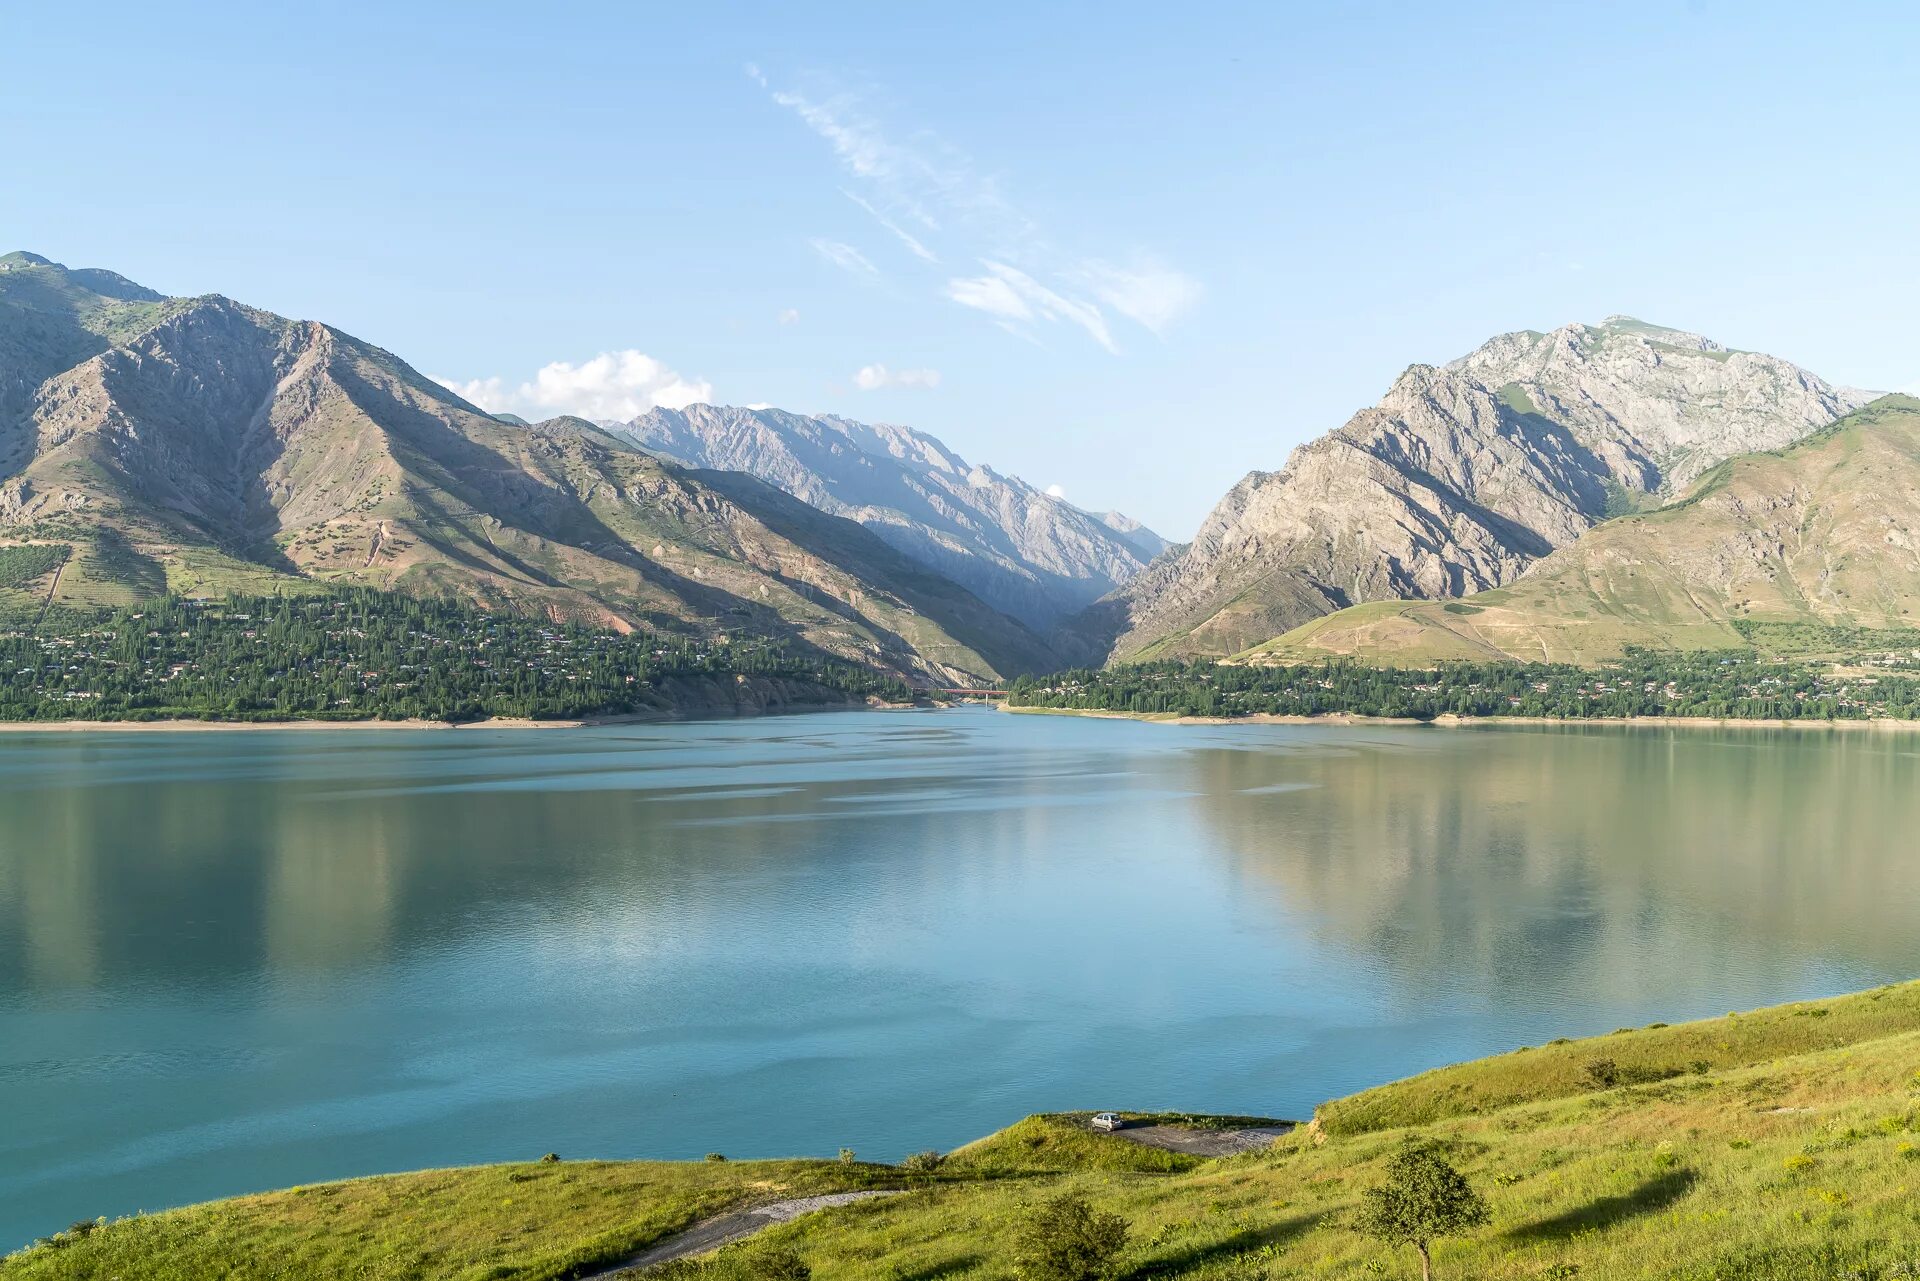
[14,981,1920,1279]
[1248,396,1920,666]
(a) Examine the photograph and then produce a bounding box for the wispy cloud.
[810,238,879,277]
[853,364,941,391]
[843,189,937,263]
[777,308,801,325]
[1076,259,1205,336]
[947,262,1114,353]
[757,69,1198,354]
[434,351,712,423]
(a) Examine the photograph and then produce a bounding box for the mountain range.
[5,248,1910,688]
[1249,394,1920,665]
[615,404,1165,629]
[0,252,1054,686]
[1063,317,1875,663]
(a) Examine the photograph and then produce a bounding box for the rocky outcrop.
[617,404,1162,629]
[1075,317,1875,662]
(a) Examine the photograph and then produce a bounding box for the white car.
[1091,1112,1123,1132]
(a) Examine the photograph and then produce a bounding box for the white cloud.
[947,261,1115,353]
[853,364,941,391]
[810,238,878,277]
[945,272,1032,322]
[435,351,712,423]
[755,70,1196,355]
[745,402,775,410]
[1077,259,1203,335]
[1045,483,1067,499]
[777,308,801,325]
[843,189,938,263]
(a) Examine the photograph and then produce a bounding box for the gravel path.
[584,1191,903,1275]
[1111,1123,1293,1156]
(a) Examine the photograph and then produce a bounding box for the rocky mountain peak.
[1074,315,1877,664]
[618,404,1162,629]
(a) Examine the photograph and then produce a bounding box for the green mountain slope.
[0,254,1053,685]
[1246,395,1920,665]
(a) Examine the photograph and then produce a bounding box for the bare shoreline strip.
[0,702,902,733]
[5,705,1917,733]
[1003,706,1920,732]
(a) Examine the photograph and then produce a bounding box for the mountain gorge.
[1068,317,1873,663]
[617,404,1165,629]
[0,253,1055,686]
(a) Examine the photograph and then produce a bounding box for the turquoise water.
[3,708,1918,1246]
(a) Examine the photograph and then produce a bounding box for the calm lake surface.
[4,707,1918,1244]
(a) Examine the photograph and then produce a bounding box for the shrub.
[1584,1059,1621,1088]
[705,1152,727,1163]
[902,1149,947,1173]
[1012,1194,1130,1281]
[838,1147,857,1166]
[539,1152,560,1163]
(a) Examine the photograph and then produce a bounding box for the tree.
[1353,1141,1491,1281]
[1013,1193,1130,1281]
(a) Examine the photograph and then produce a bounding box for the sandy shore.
[1004,705,1920,732]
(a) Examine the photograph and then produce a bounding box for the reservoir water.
[3,707,1917,1246]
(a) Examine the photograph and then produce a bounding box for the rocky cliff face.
[1073,317,1874,663]
[617,404,1162,629]
[0,254,1055,686]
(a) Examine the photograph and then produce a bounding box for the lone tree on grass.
[1353,1141,1491,1281]
[1013,1193,1130,1281]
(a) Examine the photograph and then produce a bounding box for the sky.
[5,1,1918,538]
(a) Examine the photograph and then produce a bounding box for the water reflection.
[1189,726,1920,1013]
[2,714,1918,1248]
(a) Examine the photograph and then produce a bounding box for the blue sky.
[6,1,1917,537]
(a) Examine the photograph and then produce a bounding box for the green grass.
[1318,980,1920,1136]
[946,1115,1204,1175]
[15,984,1920,1280]
[3,1160,896,1281]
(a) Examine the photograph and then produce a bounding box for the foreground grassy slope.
[14,982,1920,1279]
[1247,396,1920,666]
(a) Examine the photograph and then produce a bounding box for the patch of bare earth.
[1110,1123,1293,1156]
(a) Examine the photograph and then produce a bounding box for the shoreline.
[0,699,914,734]
[1003,705,1920,731]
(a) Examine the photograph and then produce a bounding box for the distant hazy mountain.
[1251,395,1920,664]
[0,252,1055,686]
[616,404,1164,628]
[1067,317,1875,663]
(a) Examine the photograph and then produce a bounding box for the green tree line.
[0,589,910,722]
